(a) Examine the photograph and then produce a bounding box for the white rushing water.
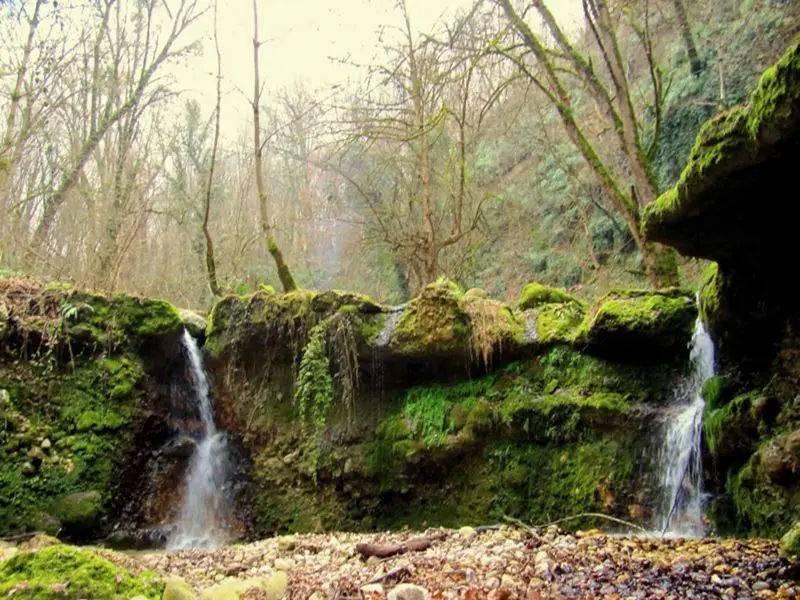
[658,316,715,537]
[167,330,231,549]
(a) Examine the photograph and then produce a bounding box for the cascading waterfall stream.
[658,314,715,537]
[167,330,231,549]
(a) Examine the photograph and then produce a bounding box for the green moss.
[699,262,720,329]
[643,39,800,238]
[53,490,103,534]
[781,523,800,555]
[205,288,381,360]
[702,375,738,410]
[576,289,696,358]
[0,545,163,599]
[518,282,582,311]
[715,455,799,538]
[0,355,143,536]
[703,392,764,461]
[487,440,636,529]
[536,302,585,343]
[391,282,470,356]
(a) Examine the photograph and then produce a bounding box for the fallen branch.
[504,513,648,535]
[365,565,412,585]
[0,531,48,542]
[355,532,447,560]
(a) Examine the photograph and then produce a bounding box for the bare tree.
[203,0,223,297]
[335,1,504,290]
[494,0,679,287]
[27,0,204,267]
[251,0,297,292]
[671,0,703,76]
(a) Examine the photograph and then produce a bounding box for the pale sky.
[178,0,582,134]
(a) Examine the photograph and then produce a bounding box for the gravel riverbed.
[100,526,800,599]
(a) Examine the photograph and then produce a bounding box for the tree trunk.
[672,0,703,76]
[252,0,297,292]
[203,0,223,298]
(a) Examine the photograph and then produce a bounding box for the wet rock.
[179,309,208,338]
[387,584,430,600]
[40,438,52,451]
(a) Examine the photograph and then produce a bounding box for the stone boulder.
[577,289,696,360]
[179,308,208,338]
[53,490,105,538]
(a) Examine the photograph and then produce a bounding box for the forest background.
[0,0,797,308]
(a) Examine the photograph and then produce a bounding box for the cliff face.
[643,39,800,538]
[0,278,698,543]
[206,281,696,536]
[0,279,187,542]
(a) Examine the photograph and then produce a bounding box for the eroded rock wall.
[643,38,800,537]
[206,281,695,536]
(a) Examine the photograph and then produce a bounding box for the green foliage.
[0,545,163,599]
[487,440,635,528]
[714,456,798,538]
[402,387,456,446]
[296,325,334,433]
[0,355,142,536]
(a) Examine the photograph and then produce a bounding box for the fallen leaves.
[91,526,799,599]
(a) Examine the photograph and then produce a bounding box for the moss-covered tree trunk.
[671,0,703,77]
[251,0,297,293]
[497,0,680,289]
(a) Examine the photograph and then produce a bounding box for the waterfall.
[167,330,231,549]
[376,308,404,347]
[657,315,715,537]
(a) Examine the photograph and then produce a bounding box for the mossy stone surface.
[576,289,696,360]
[0,544,163,599]
[518,282,583,311]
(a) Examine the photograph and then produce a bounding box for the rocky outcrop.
[643,38,800,538]
[643,38,800,378]
[0,280,191,542]
[206,280,695,537]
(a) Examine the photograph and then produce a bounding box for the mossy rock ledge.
[0,544,164,599]
[0,279,204,542]
[205,280,693,537]
[643,39,800,538]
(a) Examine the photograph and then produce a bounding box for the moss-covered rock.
[518,283,582,311]
[163,577,196,600]
[179,308,207,338]
[0,544,163,599]
[388,280,471,358]
[576,289,696,360]
[200,572,287,600]
[712,449,800,538]
[0,280,191,542]
[53,490,104,537]
[642,38,800,260]
[781,522,800,555]
[704,392,778,467]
